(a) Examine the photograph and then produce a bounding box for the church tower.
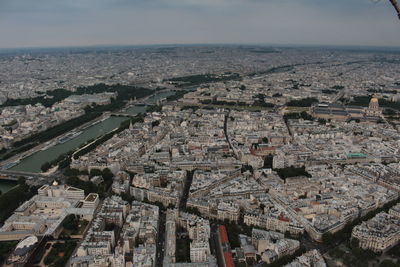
[366,96,382,117]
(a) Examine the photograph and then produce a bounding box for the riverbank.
[9,116,129,173]
[5,86,193,173]
[0,84,154,162]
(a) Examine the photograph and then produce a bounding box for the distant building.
[365,97,383,117]
[311,96,383,121]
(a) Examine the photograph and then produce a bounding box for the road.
[0,169,64,187]
[178,170,195,211]
[223,109,239,159]
[210,224,223,267]
[155,210,166,266]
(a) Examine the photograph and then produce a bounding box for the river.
[10,116,129,173]
[9,90,178,173]
[145,90,176,103]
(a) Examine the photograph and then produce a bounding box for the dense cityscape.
[0,45,399,267]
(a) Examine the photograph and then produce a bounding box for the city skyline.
[0,1,400,265]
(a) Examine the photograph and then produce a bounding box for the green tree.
[17,176,26,185]
[41,162,51,172]
[102,168,114,181]
[322,232,335,244]
[264,154,274,168]
[259,203,266,212]
[350,237,359,249]
[379,260,398,267]
[89,168,102,177]
[62,214,78,231]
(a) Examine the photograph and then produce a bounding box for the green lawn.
[285,106,309,112]
[44,241,77,267]
[179,102,273,112]
[60,219,89,237]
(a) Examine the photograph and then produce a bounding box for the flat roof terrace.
[85,193,99,202]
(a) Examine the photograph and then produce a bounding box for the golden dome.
[371,97,378,103]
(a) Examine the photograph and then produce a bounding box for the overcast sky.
[1,0,400,48]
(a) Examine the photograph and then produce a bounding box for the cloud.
[0,0,399,48]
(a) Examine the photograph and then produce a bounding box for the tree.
[62,214,78,231]
[241,164,254,174]
[275,166,312,179]
[259,203,266,212]
[286,97,318,107]
[17,176,26,185]
[379,260,398,267]
[186,207,202,216]
[322,232,335,244]
[41,162,51,172]
[121,192,134,202]
[102,168,114,181]
[58,156,71,169]
[151,120,160,128]
[89,168,102,177]
[350,237,359,249]
[262,137,269,144]
[264,154,274,168]
[64,168,81,177]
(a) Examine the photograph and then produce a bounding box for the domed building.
[6,235,38,265]
[365,96,383,117]
[14,235,38,256]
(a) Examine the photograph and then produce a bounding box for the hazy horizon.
[2,43,400,53]
[1,0,400,49]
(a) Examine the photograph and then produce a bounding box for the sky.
[1,0,400,48]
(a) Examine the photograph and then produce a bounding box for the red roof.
[219,225,229,244]
[219,225,235,267]
[278,214,290,222]
[223,251,235,267]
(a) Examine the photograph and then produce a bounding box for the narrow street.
[224,109,239,159]
[178,170,195,211]
[210,224,223,267]
[155,210,166,266]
